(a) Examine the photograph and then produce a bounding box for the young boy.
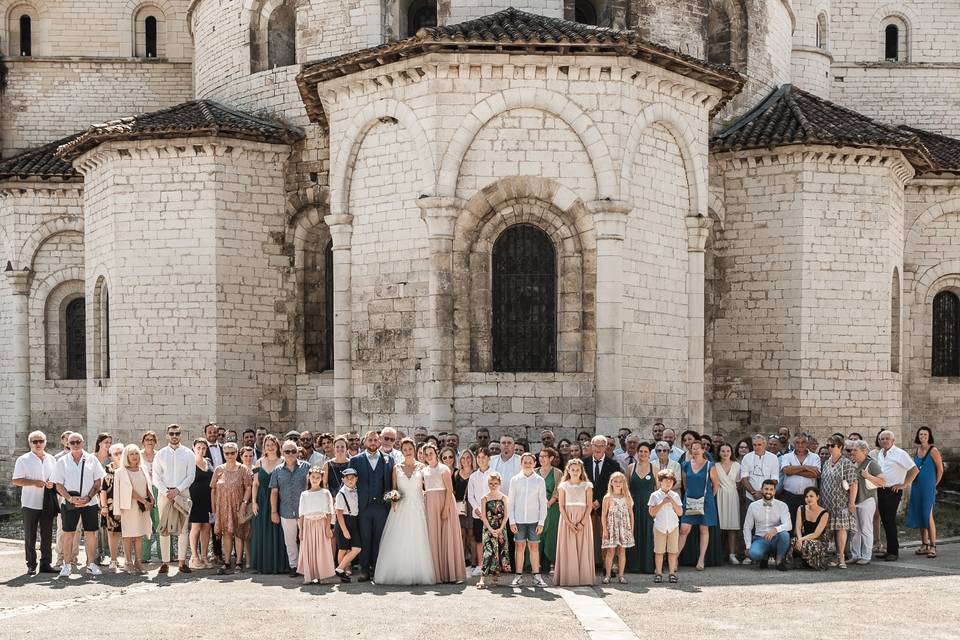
[648,468,683,583]
[333,467,361,582]
[507,452,548,587]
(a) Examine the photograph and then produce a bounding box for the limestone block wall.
[902,183,960,452]
[829,0,960,64]
[198,67,309,128]
[712,147,908,439]
[77,137,296,444]
[0,59,193,157]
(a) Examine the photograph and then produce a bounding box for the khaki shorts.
[653,527,679,554]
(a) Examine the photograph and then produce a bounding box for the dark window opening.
[574,0,597,26]
[933,291,960,377]
[492,225,557,372]
[304,235,334,372]
[19,15,31,57]
[65,298,86,380]
[885,24,899,60]
[324,239,334,370]
[405,0,436,37]
[267,4,296,68]
[706,6,732,66]
[103,288,110,379]
[145,16,157,57]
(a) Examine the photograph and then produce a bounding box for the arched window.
[885,24,899,60]
[816,13,828,49]
[706,5,733,66]
[881,17,908,62]
[492,225,556,372]
[267,3,296,68]
[932,290,960,377]
[134,7,163,58]
[65,297,86,379]
[324,239,334,370]
[890,268,900,373]
[19,14,31,56]
[94,277,111,379]
[405,0,436,37]
[574,0,598,26]
[304,230,334,373]
[145,16,157,57]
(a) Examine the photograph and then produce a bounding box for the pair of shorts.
[513,522,540,543]
[61,505,99,533]
[472,518,484,544]
[335,514,359,551]
[653,527,679,554]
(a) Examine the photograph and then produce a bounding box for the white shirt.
[490,454,522,493]
[380,448,404,465]
[206,440,225,467]
[779,451,821,494]
[740,451,781,498]
[152,444,197,494]
[615,451,640,471]
[743,498,792,542]
[305,451,326,467]
[668,446,685,462]
[51,451,106,507]
[467,468,493,515]
[877,446,916,486]
[647,489,682,533]
[13,451,57,509]
[507,471,547,525]
[298,488,334,518]
[365,451,380,470]
[652,458,682,488]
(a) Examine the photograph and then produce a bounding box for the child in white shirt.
[647,468,683,583]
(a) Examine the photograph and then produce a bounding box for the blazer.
[347,451,394,509]
[582,455,619,506]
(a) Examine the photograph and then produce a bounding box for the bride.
[374,437,436,585]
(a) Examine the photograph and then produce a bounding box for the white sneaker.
[856,558,871,565]
[511,574,524,587]
[471,566,482,577]
[728,554,740,565]
[58,563,72,578]
[86,563,103,576]
[742,557,752,565]
[533,574,548,587]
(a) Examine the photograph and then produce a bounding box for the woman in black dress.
[322,436,351,498]
[188,439,214,569]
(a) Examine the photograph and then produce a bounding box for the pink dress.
[423,464,467,583]
[555,480,595,586]
[296,489,336,584]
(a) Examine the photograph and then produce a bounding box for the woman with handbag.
[114,444,154,574]
[820,435,858,568]
[210,442,253,574]
[677,441,719,571]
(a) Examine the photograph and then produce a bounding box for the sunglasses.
[225,451,238,456]
[168,431,182,436]
[382,436,396,441]
[68,440,83,445]
[441,455,454,460]
[283,449,297,454]
[31,439,46,445]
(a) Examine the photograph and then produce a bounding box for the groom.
[347,430,394,581]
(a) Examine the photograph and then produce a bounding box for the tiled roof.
[900,126,960,173]
[0,134,81,180]
[298,7,743,124]
[58,100,304,160]
[712,84,936,171]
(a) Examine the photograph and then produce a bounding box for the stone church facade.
[1,0,959,488]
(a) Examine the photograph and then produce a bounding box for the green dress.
[250,465,288,574]
[481,498,511,576]
[626,463,656,573]
[540,468,561,568]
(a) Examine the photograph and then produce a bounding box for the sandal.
[654,574,663,583]
[602,576,610,584]
[668,574,678,583]
[927,545,937,558]
[915,545,929,555]
[477,581,486,590]
[695,563,704,571]
[618,576,627,584]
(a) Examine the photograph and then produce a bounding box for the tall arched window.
[706,5,733,66]
[19,14,31,56]
[267,3,296,68]
[65,297,86,379]
[492,225,556,372]
[145,16,157,57]
[881,17,908,61]
[94,277,111,379]
[932,290,960,377]
[304,230,333,373]
[885,24,899,60]
[324,239,334,370]
[816,13,828,49]
[890,268,900,373]
[405,0,436,37]
[574,0,598,26]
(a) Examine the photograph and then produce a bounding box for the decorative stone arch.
[247,0,296,72]
[292,204,334,373]
[16,216,84,272]
[31,268,84,379]
[815,10,829,49]
[708,189,726,231]
[330,99,436,217]
[621,102,708,219]
[3,0,48,56]
[123,0,173,57]
[905,198,960,253]
[705,0,748,70]
[871,4,917,62]
[452,176,596,373]
[912,269,960,377]
[437,88,618,201]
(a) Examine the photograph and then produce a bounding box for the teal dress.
[679,460,724,567]
[626,463,656,573]
[250,465,288,574]
[540,468,561,569]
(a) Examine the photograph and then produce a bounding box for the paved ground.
[0,538,957,639]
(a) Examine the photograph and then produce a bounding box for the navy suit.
[347,451,394,575]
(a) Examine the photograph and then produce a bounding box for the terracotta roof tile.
[0,134,81,180]
[900,125,960,173]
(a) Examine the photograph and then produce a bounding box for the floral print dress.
[481,497,511,576]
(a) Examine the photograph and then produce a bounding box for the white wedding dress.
[374,465,437,585]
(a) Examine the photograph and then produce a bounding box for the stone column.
[685,215,711,431]
[589,201,631,435]
[417,197,464,434]
[325,214,353,434]
[6,270,32,450]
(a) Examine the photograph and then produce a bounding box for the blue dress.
[680,460,718,527]
[906,448,937,529]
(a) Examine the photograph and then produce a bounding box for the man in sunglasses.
[153,424,196,574]
[12,430,58,575]
[299,430,325,466]
[378,427,403,464]
[51,433,105,577]
[270,440,311,576]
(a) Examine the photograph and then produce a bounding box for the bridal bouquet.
[383,490,403,503]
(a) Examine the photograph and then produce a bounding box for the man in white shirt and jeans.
[740,434,780,502]
[12,430,58,574]
[490,435,521,494]
[743,479,792,571]
[508,453,547,587]
[876,430,918,561]
[153,424,196,574]
[51,433,106,577]
[779,433,821,518]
